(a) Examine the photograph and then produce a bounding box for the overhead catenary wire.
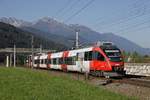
[93,0,150,30]
[109,6,150,34]
[114,16,150,34]
[115,20,150,35]
[64,0,95,23]
[60,0,82,18]
[54,0,150,39]
[96,9,150,30]
[54,0,72,18]
[101,9,150,32]
[94,6,150,38]
[92,0,141,27]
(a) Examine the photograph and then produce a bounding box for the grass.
[0,67,136,100]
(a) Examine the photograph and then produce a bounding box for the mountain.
[0,22,66,50]
[21,26,74,47]
[0,17,32,27]
[0,17,150,55]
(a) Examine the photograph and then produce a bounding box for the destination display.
[105,50,120,53]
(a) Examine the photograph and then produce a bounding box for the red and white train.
[27,42,125,77]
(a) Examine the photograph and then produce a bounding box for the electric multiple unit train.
[27,42,125,77]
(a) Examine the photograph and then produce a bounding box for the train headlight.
[115,64,120,66]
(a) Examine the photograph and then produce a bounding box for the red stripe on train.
[47,52,51,68]
[90,47,112,71]
[61,51,69,71]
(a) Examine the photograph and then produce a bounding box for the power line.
[54,0,72,18]
[60,0,81,18]
[101,9,150,31]
[103,4,150,33]
[93,0,150,29]
[92,0,139,27]
[126,24,150,33]
[64,0,95,23]
[115,17,150,34]
[95,9,149,30]
[115,18,150,34]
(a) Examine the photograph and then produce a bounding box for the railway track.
[114,77,150,88]
[32,68,150,88]
[80,74,150,88]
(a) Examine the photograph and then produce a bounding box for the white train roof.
[68,47,93,56]
[51,47,93,57]
[51,52,63,58]
[39,54,47,59]
[34,56,38,60]
[34,46,93,59]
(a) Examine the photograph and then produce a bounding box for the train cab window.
[93,51,105,61]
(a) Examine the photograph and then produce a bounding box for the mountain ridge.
[0,22,66,50]
[0,17,149,55]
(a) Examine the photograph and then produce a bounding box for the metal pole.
[75,29,80,49]
[14,44,16,67]
[75,29,80,80]
[31,35,34,68]
[6,55,9,67]
[40,44,42,54]
[10,54,12,67]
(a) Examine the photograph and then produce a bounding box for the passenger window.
[41,59,43,64]
[84,52,88,61]
[53,58,57,64]
[35,60,37,64]
[58,58,63,64]
[64,57,75,65]
[84,51,93,61]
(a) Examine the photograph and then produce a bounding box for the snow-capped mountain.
[0,17,150,55]
[0,17,32,27]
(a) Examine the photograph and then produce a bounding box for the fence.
[124,57,150,63]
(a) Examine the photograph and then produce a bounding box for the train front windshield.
[104,50,122,62]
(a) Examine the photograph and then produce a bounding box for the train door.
[92,51,108,71]
[77,52,90,73]
[37,55,40,68]
[47,53,51,69]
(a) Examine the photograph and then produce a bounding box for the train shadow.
[124,74,146,78]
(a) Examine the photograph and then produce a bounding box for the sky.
[0,0,150,48]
